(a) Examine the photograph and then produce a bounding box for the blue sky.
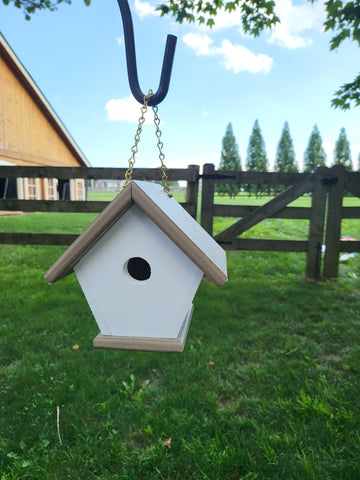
[1,0,359,171]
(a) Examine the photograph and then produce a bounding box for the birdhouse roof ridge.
[44,180,227,286]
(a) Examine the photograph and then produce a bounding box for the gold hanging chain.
[121,90,172,197]
[121,90,152,191]
[152,104,172,197]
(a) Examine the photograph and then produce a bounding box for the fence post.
[185,164,200,220]
[201,163,215,236]
[305,167,328,281]
[323,165,345,279]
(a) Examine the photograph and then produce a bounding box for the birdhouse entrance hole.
[126,257,151,281]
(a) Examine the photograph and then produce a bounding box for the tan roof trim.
[45,182,227,286]
[0,32,90,167]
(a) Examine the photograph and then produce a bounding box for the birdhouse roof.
[44,181,227,286]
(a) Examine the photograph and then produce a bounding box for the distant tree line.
[217,121,358,198]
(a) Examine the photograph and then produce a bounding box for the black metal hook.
[117,0,177,106]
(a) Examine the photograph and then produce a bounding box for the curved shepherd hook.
[117,0,177,106]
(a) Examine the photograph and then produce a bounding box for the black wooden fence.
[0,164,359,280]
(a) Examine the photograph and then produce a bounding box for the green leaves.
[121,374,150,402]
[2,0,90,19]
[157,0,279,32]
[224,1,236,11]
[331,73,360,110]
[324,0,360,50]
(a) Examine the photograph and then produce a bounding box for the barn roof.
[0,32,90,167]
[44,181,228,286]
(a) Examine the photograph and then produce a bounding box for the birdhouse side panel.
[74,204,204,339]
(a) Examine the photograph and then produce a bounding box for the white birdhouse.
[45,181,227,352]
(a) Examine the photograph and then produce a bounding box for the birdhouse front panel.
[74,203,204,340]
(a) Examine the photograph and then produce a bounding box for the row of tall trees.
[217,121,357,197]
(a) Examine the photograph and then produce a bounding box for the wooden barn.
[0,32,90,201]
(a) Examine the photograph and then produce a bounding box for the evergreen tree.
[358,153,360,171]
[333,127,352,170]
[216,123,242,198]
[303,125,327,172]
[246,120,268,196]
[275,122,298,173]
[246,120,268,171]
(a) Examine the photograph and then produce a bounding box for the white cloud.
[268,0,325,48]
[134,0,158,18]
[182,33,214,55]
[105,95,153,123]
[207,9,242,30]
[182,34,273,74]
[219,39,273,74]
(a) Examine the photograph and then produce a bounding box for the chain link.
[121,91,172,197]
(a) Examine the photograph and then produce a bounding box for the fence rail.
[0,199,196,215]
[0,165,198,182]
[0,164,359,280]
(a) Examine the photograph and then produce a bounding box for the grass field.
[1,202,360,479]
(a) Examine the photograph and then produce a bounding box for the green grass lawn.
[1,210,360,479]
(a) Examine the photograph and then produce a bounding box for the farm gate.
[200,164,360,280]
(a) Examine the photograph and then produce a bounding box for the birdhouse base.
[92,304,194,353]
